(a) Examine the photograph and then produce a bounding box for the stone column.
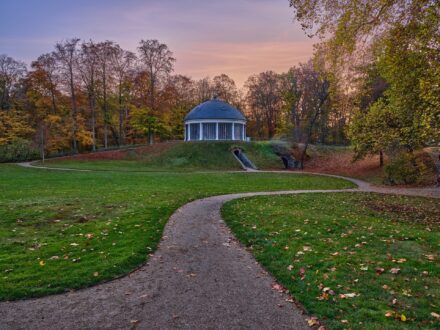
[200,122,203,141]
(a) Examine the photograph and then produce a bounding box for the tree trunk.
[40,122,46,164]
[69,65,78,153]
[293,126,302,143]
[149,67,155,111]
[299,81,329,169]
[292,106,302,143]
[379,150,384,167]
[49,79,57,115]
[118,84,124,146]
[90,92,96,152]
[148,122,153,145]
[103,63,108,149]
[299,142,309,170]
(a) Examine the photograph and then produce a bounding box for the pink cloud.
[175,40,314,87]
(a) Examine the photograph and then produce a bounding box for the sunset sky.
[0,0,316,86]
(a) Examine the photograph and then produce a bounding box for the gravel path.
[1,164,438,330]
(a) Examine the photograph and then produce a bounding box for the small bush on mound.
[384,151,437,185]
[0,139,40,163]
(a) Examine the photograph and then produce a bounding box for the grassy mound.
[42,141,283,171]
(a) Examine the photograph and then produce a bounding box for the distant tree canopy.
[0,35,360,161]
[290,0,440,163]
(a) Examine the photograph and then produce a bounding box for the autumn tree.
[111,45,137,145]
[28,55,61,158]
[137,39,175,111]
[0,55,35,157]
[137,40,175,143]
[54,38,81,152]
[0,54,27,110]
[280,68,302,142]
[212,74,241,107]
[289,61,330,168]
[289,0,440,157]
[289,0,434,56]
[33,54,59,114]
[130,106,162,144]
[194,77,212,103]
[79,41,100,150]
[96,41,117,148]
[245,71,283,139]
[158,75,197,140]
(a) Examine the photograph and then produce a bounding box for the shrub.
[0,139,40,163]
[384,151,437,185]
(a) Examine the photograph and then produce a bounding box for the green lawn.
[0,164,353,301]
[222,193,440,329]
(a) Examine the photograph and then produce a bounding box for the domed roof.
[184,99,245,121]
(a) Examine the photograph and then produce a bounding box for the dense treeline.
[0,37,348,161]
[0,39,245,157]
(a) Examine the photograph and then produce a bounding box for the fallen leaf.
[390,268,401,274]
[307,317,318,327]
[272,283,284,293]
[402,289,412,297]
[375,267,385,275]
[341,293,357,298]
[39,260,45,266]
[431,312,440,320]
[322,287,335,295]
[400,314,407,322]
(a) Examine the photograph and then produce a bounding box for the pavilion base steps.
[232,148,258,171]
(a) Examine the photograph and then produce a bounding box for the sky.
[0,0,316,87]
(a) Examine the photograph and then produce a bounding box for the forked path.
[2,190,353,330]
[2,166,439,329]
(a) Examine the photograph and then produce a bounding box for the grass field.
[41,141,284,171]
[222,193,440,329]
[0,164,353,301]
